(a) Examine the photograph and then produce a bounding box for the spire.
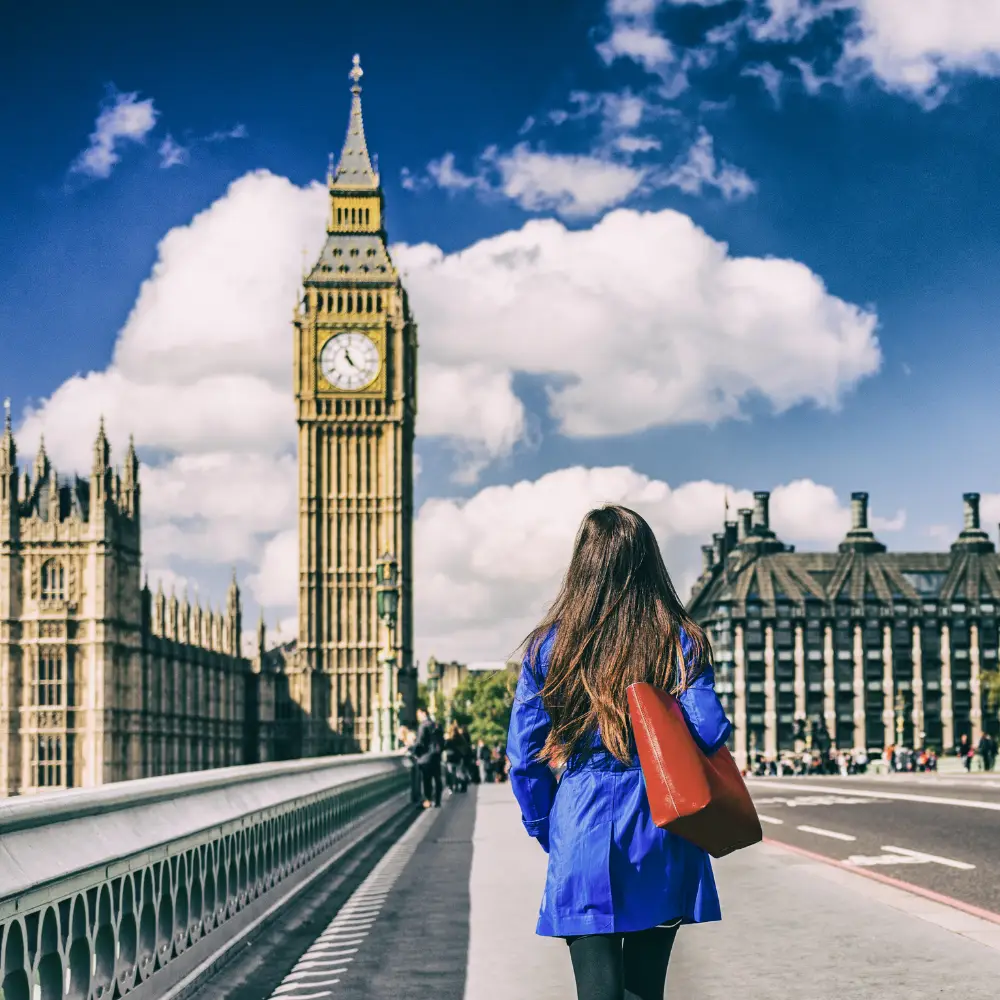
[331,54,380,190]
[34,434,49,482]
[124,434,139,486]
[93,416,110,473]
[1,398,14,471]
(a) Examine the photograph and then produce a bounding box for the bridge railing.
[0,753,415,1000]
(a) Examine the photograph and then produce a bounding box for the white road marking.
[796,825,857,842]
[749,780,1000,812]
[758,815,784,825]
[752,794,886,807]
[266,807,437,999]
[880,845,976,870]
[844,845,976,870]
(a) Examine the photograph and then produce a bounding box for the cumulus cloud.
[16,168,881,657]
[656,0,1000,106]
[395,207,881,439]
[70,87,158,179]
[414,468,906,663]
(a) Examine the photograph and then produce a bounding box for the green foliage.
[981,668,1000,723]
[448,666,519,745]
[416,681,430,713]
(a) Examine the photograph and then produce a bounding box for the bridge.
[3,759,1000,1000]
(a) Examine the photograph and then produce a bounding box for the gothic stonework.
[0,414,281,796]
[287,56,418,755]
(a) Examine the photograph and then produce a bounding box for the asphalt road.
[746,772,1000,914]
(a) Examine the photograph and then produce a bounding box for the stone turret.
[952,492,994,553]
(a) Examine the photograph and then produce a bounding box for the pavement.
[197,778,1000,1000]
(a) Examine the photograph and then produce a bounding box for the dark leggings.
[565,924,679,1000]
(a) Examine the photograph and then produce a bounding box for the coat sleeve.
[506,650,558,852]
[677,630,733,755]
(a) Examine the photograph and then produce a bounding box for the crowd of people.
[397,709,510,809]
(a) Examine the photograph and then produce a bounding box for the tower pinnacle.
[331,54,379,191]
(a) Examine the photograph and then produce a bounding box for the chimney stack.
[701,545,715,573]
[963,492,981,532]
[711,532,724,565]
[752,491,770,532]
[737,507,753,542]
[724,521,738,552]
[850,492,869,531]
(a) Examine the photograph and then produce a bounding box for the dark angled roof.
[306,232,395,286]
[688,492,1000,618]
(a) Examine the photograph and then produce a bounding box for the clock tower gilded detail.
[292,56,417,754]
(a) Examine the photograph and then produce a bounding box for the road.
[746,772,1000,914]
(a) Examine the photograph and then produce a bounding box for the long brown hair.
[520,504,711,768]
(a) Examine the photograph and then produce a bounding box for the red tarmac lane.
[746,773,1000,916]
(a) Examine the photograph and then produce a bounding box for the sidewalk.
[466,784,1000,999]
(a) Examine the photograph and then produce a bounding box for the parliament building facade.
[0,418,279,796]
[688,490,1000,767]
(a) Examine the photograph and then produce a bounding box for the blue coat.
[506,627,733,937]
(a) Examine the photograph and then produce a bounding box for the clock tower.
[292,55,417,754]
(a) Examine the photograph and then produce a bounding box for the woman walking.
[506,504,733,1000]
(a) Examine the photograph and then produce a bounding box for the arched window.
[376,294,383,312]
[351,208,356,224]
[327,293,333,311]
[347,294,353,313]
[40,559,65,602]
[337,293,343,311]
[366,293,373,312]
[337,207,342,224]
[365,208,370,225]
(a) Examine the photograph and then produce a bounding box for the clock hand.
[344,350,358,369]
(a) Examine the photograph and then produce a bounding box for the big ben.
[292,55,417,754]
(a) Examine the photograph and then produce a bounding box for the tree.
[981,668,1000,733]
[448,666,519,745]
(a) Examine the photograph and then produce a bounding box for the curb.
[762,836,1000,927]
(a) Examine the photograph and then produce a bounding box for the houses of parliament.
[0,55,418,795]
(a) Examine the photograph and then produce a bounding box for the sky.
[3,0,1000,666]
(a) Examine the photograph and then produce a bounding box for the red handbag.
[627,681,762,858]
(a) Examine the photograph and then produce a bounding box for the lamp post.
[376,552,399,752]
[895,689,905,746]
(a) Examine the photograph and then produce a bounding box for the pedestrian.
[506,504,733,1000]
[412,707,444,808]
[443,721,469,793]
[476,739,491,784]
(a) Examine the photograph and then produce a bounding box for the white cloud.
[414,467,906,663]
[71,87,158,179]
[17,169,881,658]
[658,127,757,200]
[659,0,1000,106]
[159,135,189,169]
[839,0,1000,104]
[395,207,881,439]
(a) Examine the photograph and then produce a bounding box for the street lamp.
[375,552,399,752]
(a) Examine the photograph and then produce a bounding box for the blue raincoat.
[506,626,733,937]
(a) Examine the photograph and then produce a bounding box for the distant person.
[978,732,996,772]
[958,733,973,772]
[443,721,469,793]
[412,707,443,808]
[507,504,733,1000]
[476,739,491,784]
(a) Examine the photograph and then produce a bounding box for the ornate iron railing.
[0,753,412,1000]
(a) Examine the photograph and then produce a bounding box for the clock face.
[319,332,381,391]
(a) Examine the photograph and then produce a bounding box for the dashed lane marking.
[796,825,857,842]
[758,815,784,824]
[266,807,437,1000]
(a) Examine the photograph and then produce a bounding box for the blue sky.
[3,0,1000,661]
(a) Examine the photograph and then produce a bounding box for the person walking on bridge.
[412,707,444,808]
[506,504,733,1000]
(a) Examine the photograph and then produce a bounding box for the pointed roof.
[1,397,14,469]
[331,55,380,191]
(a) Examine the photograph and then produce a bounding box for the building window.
[36,648,64,707]
[376,294,382,312]
[365,208,370,224]
[366,293,373,312]
[40,559,66,601]
[33,734,65,788]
